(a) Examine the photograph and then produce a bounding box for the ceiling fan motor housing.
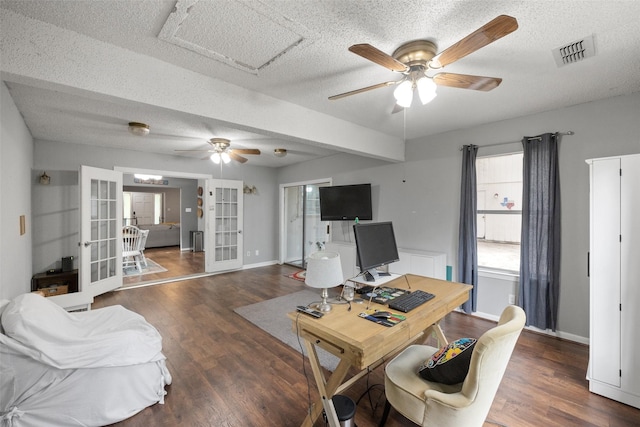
[392,40,438,69]
[209,138,230,151]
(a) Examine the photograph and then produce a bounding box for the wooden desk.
[288,274,471,427]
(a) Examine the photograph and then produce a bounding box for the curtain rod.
[459,131,574,151]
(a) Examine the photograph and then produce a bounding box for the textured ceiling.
[1,0,639,167]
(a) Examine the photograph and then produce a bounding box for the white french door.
[80,165,123,297]
[205,179,243,273]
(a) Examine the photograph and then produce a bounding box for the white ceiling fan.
[175,138,261,164]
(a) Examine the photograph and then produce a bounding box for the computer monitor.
[353,221,400,282]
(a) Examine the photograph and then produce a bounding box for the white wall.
[278,92,640,341]
[30,169,78,274]
[0,83,34,299]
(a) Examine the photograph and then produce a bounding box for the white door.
[132,192,154,225]
[80,165,123,297]
[205,179,243,273]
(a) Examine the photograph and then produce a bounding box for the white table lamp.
[305,251,344,312]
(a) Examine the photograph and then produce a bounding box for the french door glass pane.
[213,184,238,262]
[89,178,118,284]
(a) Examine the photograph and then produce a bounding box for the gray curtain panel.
[458,145,478,313]
[518,133,561,331]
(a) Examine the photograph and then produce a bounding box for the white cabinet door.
[588,154,640,408]
[391,250,446,279]
[589,157,621,387]
[620,155,640,395]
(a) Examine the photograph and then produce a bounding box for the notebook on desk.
[358,309,406,327]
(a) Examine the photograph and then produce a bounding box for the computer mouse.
[371,311,392,319]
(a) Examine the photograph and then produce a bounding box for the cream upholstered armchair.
[379,305,526,427]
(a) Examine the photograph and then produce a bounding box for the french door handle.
[83,241,92,247]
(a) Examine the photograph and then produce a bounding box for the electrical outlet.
[255,250,259,256]
[508,294,515,305]
[246,251,251,257]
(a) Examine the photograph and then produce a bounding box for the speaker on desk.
[61,256,74,272]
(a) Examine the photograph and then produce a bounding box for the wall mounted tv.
[319,183,372,221]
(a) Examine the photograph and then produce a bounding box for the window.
[476,153,523,272]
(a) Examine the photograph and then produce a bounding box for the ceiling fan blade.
[433,73,502,91]
[228,151,248,163]
[349,44,409,73]
[231,148,261,155]
[432,15,518,68]
[329,81,398,100]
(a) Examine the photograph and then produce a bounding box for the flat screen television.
[353,221,400,282]
[319,183,372,221]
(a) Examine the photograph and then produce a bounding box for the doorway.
[280,179,331,268]
[117,167,211,287]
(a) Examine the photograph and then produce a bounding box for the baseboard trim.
[456,308,589,345]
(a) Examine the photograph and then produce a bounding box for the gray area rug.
[234,290,340,371]
[122,258,167,276]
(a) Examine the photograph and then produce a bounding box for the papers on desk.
[358,309,406,327]
[356,285,410,305]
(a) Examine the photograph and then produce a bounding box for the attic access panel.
[158,0,316,74]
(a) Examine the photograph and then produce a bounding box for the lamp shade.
[417,77,437,104]
[305,251,344,289]
[394,80,414,108]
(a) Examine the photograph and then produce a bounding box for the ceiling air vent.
[552,34,595,67]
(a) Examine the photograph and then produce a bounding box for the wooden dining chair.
[122,225,143,273]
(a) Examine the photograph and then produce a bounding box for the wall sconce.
[39,171,50,185]
[243,184,257,195]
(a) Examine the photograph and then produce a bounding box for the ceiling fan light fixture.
[210,152,221,164]
[221,152,231,164]
[128,122,150,136]
[417,77,437,104]
[274,148,287,157]
[394,80,413,108]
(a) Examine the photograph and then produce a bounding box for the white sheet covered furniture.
[0,293,172,427]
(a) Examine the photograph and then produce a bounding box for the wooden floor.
[95,264,640,427]
[122,246,205,287]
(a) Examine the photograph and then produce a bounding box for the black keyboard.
[388,290,435,313]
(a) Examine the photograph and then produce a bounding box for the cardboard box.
[35,285,69,297]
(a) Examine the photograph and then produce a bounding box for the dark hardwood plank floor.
[122,246,204,286]
[94,265,640,427]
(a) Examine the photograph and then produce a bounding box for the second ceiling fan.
[176,138,261,164]
[329,15,518,109]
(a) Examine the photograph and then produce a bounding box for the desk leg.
[427,321,448,347]
[300,338,351,427]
